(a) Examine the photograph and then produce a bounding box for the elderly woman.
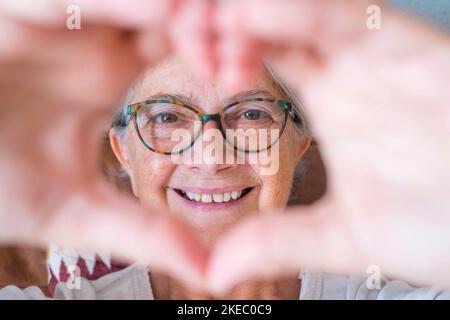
[2,54,447,300]
[105,57,311,299]
[45,56,312,299]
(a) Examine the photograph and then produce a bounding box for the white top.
[1,265,449,300]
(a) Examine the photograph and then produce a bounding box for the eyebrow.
[145,93,196,106]
[144,89,276,109]
[223,89,276,105]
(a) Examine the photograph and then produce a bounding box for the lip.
[168,186,257,210]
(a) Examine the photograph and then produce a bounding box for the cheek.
[129,147,177,209]
[251,134,298,212]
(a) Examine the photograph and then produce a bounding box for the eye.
[151,112,178,124]
[241,109,271,120]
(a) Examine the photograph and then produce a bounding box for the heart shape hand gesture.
[0,0,449,296]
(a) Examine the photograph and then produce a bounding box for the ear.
[109,128,139,197]
[109,128,130,172]
[294,136,312,163]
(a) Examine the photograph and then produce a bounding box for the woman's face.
[110,56,311,247]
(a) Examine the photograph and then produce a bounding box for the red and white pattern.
[47,245,128,297]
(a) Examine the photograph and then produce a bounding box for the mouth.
[172,187,255,204]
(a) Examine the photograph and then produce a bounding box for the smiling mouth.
[173,187,254,203]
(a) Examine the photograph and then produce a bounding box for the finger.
[216,33,264,91]
[216,37,322,106]
[0,21,146,111]
[207,201,369,295]
[36,183,209,290]
[134,30,172,66]
[0,0,178,29]
[216,0,382,50]
[170,0,218,81]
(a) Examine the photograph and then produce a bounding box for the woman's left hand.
[177,0,450,293]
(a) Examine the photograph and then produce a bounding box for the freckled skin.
[110,55,311,299]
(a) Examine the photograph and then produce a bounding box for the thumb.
[207,200,369,295]
[0,0,179,29]
[37,182,208,290]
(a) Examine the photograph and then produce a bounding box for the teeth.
[179,189,249,203]
[212,193,223,203]
[186,192,195,201]
[201,194,212,203]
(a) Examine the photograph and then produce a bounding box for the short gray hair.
[264,63,309,136]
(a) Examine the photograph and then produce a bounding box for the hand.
[180,0,450,292]
[0,0,207,288]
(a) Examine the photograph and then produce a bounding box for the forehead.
[131,55,282,108]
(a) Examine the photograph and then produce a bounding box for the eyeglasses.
[126,97,301,155]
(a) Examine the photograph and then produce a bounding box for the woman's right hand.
[0,0,207,289]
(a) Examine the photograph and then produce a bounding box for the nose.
[184,119,237,176]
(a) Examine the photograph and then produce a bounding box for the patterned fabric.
[46,245,128,297]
